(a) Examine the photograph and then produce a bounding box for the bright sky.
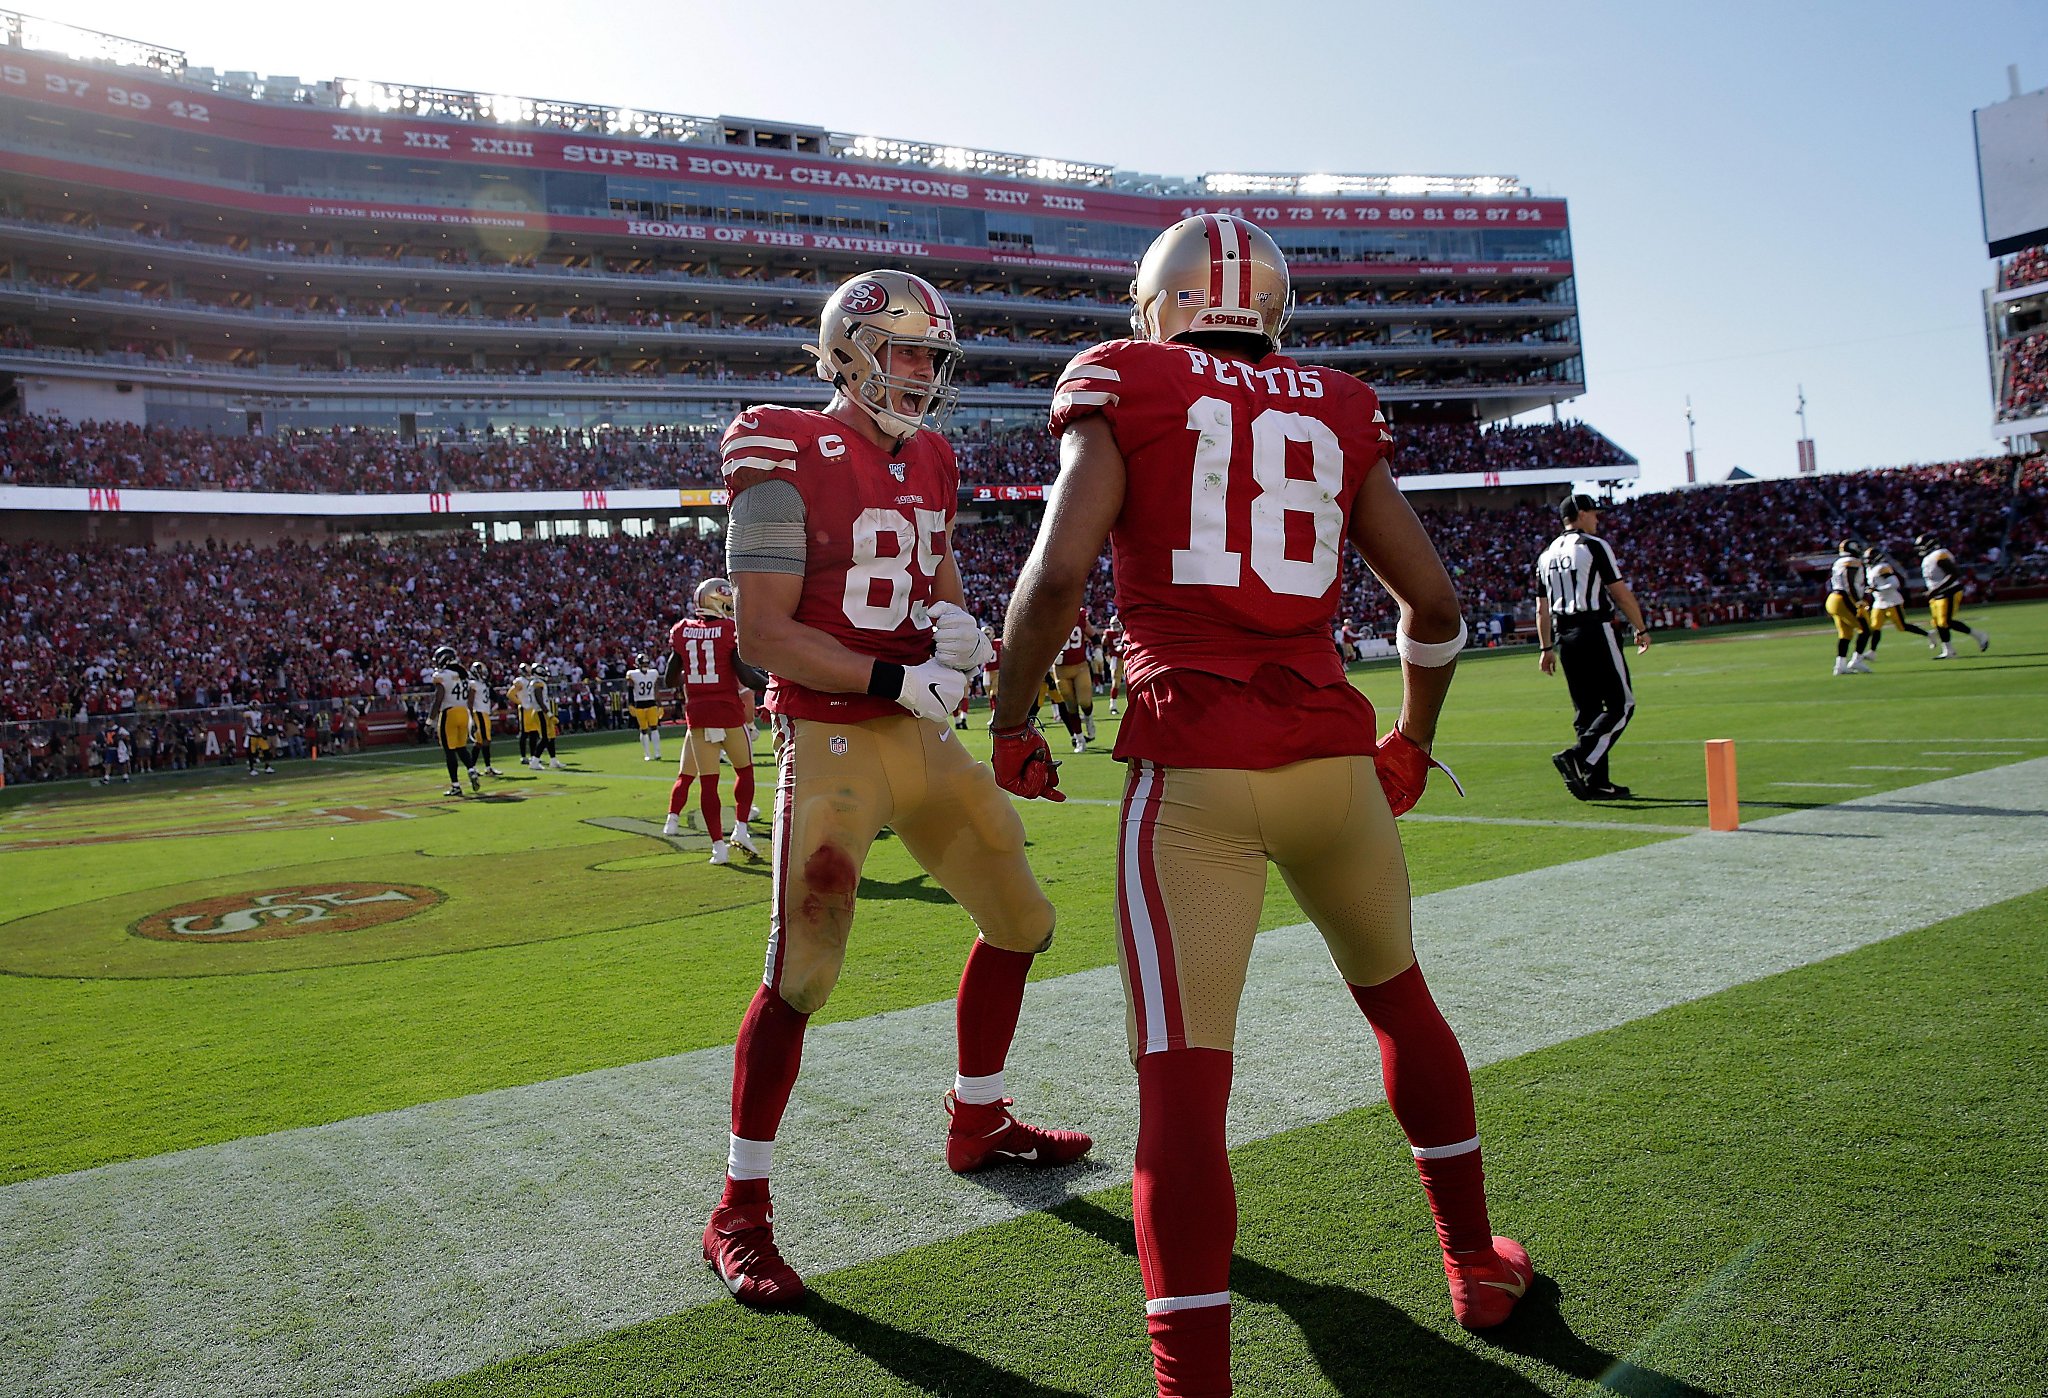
[60,0,2048,492]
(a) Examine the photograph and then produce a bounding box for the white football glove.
[897,659,968,725]
[928,600,995,673]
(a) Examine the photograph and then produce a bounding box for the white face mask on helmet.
[809,270,965,445]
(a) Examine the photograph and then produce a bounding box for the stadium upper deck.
[0,11,1596,459]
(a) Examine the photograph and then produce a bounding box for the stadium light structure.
[1205,173,1528,198]
[3,9,183,74]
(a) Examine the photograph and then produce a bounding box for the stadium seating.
[0,414,1632,492]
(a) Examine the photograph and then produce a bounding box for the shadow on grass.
[857,871,956,905]
[801,1295,1093,1397]
[1054,1198,1720,1398]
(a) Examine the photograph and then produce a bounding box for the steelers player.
[1862,546,1928,656]
[1826,540,1874,676]
[626,651,665,761]
[467,661,503,777]
[428,645,480,794]
[244,702,271,775]
[508,663,533,767]
[1917,533,1989,658]
[528,663,552,769]
[530,663,564,769]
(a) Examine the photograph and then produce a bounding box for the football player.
[1826,540,1874,675]
[428,645,480,794]
[467,662,502,777]
[1053,607,1097,751]
[244,702,271,775]
[1861,546,1927,656]
[625,651,665,761]
[663,578,764,863]
[1916,533,1988,658]
[978,623,1003,713]
[535,663,565,769]
[702,269,1092,1310]
[1103,612,1126,717]
[993,216,1528,1395]
[509,663,536,767]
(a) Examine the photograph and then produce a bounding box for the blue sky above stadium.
[73,0,2048,491]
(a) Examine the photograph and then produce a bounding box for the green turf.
[408,886,2048,1398]
[2,603,2043,1184]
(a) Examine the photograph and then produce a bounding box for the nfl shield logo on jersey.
[829,735,849,755]
[888,461,907,482]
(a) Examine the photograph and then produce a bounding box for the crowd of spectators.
[1999,328,2048,422]
[5,452,2041,783]
[2000,245,2048,293]
[0,415,1632,493]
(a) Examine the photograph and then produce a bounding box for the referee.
[1534,493,1651,800]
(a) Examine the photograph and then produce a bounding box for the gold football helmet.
[696,577,735,618]
[1129,214,1293,351]
[808,269,964,444]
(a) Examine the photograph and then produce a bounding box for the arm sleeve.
[726,478,807,576]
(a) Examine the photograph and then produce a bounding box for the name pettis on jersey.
[1171,346,1325,398]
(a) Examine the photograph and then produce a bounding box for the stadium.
[2,10,2046,1398]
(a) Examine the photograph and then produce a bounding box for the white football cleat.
[445,783,463,797]
[709,840,731,866]
[1848,654,1873,674]
[1833,658,1850,676]
[485,766,503,777]
[1083,715,1097,741]
[1975,630,1990,652]
[1935,644,1955,660]
[731,824,758,858]
[468,769,481,792]
[1071,734,1086,754]
[661,813,681,837]
[549,758,565,770]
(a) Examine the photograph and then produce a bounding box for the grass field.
[3,603,2045,1397]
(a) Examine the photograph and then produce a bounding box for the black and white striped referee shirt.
[1536,529,1623,623]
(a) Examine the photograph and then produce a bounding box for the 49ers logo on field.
[133,883,442,943]
[840,279,890,315]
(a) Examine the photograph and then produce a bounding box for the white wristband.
[1396,619,1467,668]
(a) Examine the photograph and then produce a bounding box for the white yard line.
[2,759,2045,1398]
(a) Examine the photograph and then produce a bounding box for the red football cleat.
[703,1200,806,1310]
[1444,1235,1533,1330]
[944,1092,1093,1173]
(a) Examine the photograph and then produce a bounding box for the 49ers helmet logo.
[840,280,889,315]
[134,883,442,943]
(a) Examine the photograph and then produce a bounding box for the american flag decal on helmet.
[1176,289,1208,307]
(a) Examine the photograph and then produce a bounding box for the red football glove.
[1374,728,1466,817]
[990,721,1066,802]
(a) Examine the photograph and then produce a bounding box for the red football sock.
[700,771,724,842]
[668,772,693,817]
[733,763,756,824]
[1135,1048,1236,1398]
[1349,964,1492,1254]
[721,984,810,1209]
[955,939,1033,1080]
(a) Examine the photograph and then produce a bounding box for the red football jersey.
[721,403,953,722]
[669,613,747,729]
[984,636,1003,680]
[1058,609,1091,667]
[1048,339,1392,768]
